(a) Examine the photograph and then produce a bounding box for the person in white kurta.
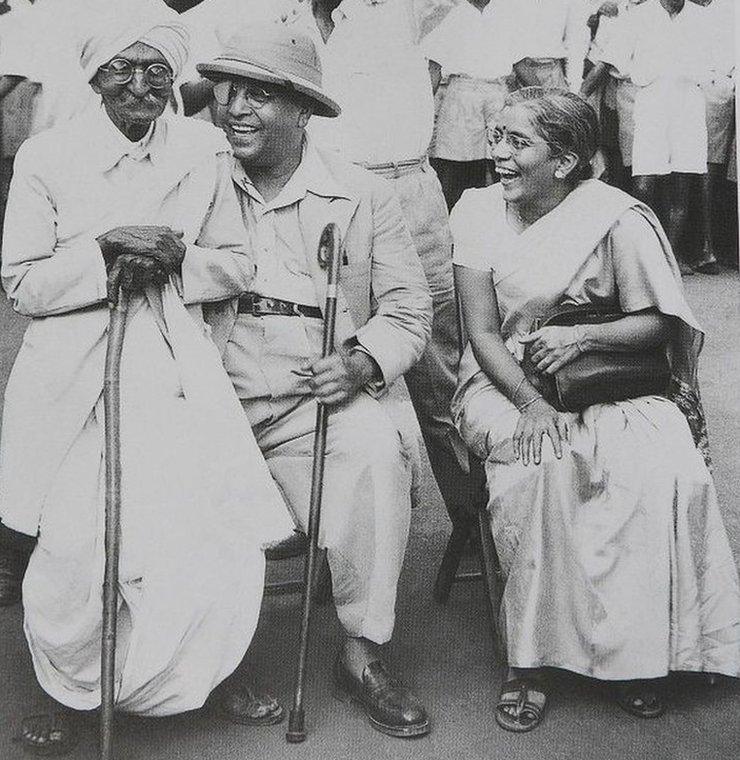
[284,0,474,547]
[424,0,517,210]
[509,0,590,92]
[694,0,735,268]
[608,0,718,273]
[0,0,291,752]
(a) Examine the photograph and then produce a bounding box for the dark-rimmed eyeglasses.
[212,80,276,109]
[98,59,173,89]
[488,126,546,153]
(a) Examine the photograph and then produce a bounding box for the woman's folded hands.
[520,325,586,375]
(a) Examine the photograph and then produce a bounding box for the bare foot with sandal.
[14,711,79,757]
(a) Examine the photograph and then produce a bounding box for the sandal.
[14,712,78,757]
[208,679,285,726]
[614,681,665,719]
[495,678,547,733]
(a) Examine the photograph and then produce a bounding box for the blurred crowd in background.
[0,0,737,274]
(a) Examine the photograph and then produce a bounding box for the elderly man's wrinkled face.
[215,78,311,168]
[92,42,172,139]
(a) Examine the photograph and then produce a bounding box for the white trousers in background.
[632,78,708,176]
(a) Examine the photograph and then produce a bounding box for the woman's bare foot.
[495,666,548,733]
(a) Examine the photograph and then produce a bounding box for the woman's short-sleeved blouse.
[449,182,701,330]
[450,185,510,272]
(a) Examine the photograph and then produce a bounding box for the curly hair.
[504,87,600,183]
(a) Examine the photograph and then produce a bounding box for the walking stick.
[100,289,130,760]
[286,223,342,744]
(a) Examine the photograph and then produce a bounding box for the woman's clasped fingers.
[540,346,580,374]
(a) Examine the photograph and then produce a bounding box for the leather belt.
[358,156,426,179]
[237,293,322,319]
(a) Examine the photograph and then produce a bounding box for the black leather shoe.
[334,657,430,738]
[208,678,284,726]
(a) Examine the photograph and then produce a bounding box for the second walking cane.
[100,289,130,760]
[286,223,343,744]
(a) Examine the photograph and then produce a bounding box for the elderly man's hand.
[97,225,186,274]
[297,347,381,406]
[106,253,169,304]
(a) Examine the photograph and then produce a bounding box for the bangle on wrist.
[517,394,544,412]
[512,376,527,405]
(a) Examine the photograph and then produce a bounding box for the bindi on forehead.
[499,107,540,140]
[110,41,168,66]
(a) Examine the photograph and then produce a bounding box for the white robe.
[1,109,292,714]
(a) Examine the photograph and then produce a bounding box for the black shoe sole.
[368,714,430,738]
[333,685,431,738]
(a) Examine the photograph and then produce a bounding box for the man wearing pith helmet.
[199,24,434,738]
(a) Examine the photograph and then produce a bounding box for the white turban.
[80,0,190,82]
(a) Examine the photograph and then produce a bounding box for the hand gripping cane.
[100,289,130,760]
[286,223,342,743]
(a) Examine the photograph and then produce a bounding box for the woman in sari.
[451,87,740,732]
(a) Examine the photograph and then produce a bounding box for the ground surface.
[0,271,738,760]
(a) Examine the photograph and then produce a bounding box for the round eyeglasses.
[98,59,173,89]
[212,80,275,109]
[488,127,545,153]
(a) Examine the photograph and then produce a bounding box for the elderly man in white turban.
[0,0,292,754]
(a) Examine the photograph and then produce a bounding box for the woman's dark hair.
[504,87,600,183]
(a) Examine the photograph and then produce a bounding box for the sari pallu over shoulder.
[455,179,709,459]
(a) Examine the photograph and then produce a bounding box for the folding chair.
[432,292,506,658]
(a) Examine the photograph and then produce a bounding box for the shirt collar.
[232,135,353,209]
[86,104,165,172]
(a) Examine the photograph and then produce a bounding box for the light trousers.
[224,313,412,644]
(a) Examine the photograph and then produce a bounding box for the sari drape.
[452,180,740,679]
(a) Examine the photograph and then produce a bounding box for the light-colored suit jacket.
[206,143,433,388]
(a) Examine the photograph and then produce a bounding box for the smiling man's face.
[215,78,309,169]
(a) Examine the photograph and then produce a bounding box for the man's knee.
[332,397,406,468]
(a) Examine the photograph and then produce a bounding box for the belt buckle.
[250,296,267,317]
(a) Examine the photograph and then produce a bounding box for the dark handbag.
[522,305,671,412]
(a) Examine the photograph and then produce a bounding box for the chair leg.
[433,518,474,604]
[477,510,506,662]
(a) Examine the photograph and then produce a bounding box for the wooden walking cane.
[286,223,342,744]
[100,288,130,760]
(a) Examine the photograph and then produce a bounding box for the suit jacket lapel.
[298,190,360,336]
